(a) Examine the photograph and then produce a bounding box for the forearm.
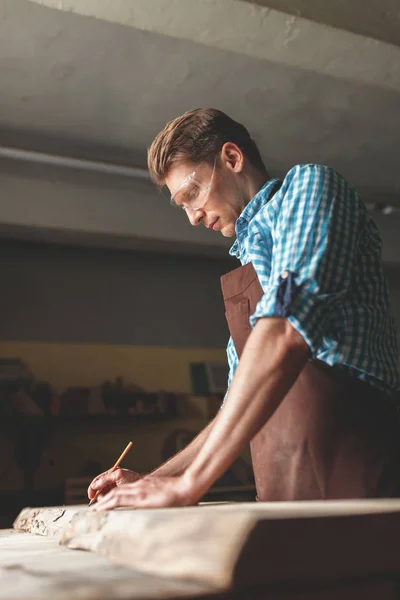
[150,419,216,477]
[185,318,309,498]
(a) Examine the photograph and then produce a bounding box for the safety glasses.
[170,156,217,212]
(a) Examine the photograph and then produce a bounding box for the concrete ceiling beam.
[248,0,400,49]
[28,0,400,94]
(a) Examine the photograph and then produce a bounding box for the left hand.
[91,474,200,510]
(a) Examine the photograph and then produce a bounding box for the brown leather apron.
[221,262,400,501]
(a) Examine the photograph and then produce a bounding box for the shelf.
[0,413,175,427]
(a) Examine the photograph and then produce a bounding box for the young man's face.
[164,146,247,238]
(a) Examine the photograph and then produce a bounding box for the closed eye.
[188,187,199,201]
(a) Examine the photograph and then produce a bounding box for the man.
[89,108,400,509]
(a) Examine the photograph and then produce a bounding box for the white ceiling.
[0,0,399,261]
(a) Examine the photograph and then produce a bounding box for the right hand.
[88,468,142,502]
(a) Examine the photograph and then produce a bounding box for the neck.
[245,167,270,206]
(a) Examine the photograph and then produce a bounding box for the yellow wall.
[0,341,228,492]
[0,341,227,393]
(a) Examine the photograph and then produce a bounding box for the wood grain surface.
[0,530,212,600]
[13,499,400,591]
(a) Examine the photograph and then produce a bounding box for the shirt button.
[281,270,289,279]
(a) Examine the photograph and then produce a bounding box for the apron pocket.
[225,299,252,358]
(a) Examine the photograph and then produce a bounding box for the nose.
[186,208,204,227]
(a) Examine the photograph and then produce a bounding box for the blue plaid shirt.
[225,164,400,398]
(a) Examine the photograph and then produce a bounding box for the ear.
[220,142,244,173]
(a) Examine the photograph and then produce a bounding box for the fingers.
[88,482,102,500]
[92,490,125,511]
[92,485,145,511]
[91,478,182,511]
[90,475,192,511]
[88,469,143,499]
[87,488,110,502]
[95,484,113,500]
[87,469,122,499]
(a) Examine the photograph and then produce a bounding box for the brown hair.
[147,108,266,187]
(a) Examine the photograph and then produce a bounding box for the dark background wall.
[0,240,234,348]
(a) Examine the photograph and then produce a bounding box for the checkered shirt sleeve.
[249,164,361,355]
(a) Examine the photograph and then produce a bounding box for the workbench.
[3,500,400,599]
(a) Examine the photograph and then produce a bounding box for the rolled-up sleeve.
[250,165,361,356]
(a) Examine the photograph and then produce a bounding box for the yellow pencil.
[88,441,133,506]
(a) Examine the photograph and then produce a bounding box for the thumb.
[91,468,123,490]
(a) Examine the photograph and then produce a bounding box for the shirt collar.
[229,178,280,258]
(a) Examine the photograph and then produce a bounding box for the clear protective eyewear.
[170,157,217,212]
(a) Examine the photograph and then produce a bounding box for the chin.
[220,224,236,238]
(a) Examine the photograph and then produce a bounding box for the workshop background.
[1,0,400,526]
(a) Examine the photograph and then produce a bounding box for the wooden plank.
[12,502,228,539]
[0,530,212,600]
[13,505,85,540]
[15,497,400,538]
[1,531,398,600]
[13,499,400,590]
